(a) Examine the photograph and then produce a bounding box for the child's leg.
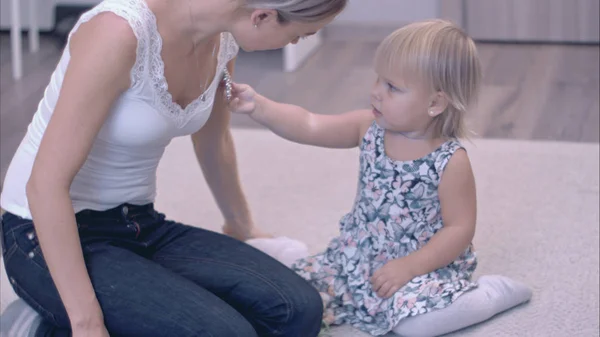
[392,275,532,337]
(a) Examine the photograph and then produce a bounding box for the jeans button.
[27,231,35,240]
[28,251,35,258]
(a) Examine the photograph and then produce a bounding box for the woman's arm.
[404,149,477,276]
[26,13,136,331]
[191,59,260,241]
[231,83,374,149]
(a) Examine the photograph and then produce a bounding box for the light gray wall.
[0,0,101,31]
[0,0,56,30]
[1,0,441,31]
[332,0,440,25]
[57,0,101,5]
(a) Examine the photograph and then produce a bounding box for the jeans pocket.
[1,213,8,255]
[9,222,50,271]
[27,244,49,270]
[1,214,4,254]
[1,220,18,264]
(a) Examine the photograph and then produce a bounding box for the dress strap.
[433,140,465,176]
[372,121,387,158]
[360,121,387,158]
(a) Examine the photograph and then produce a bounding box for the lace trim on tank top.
[70,0,240,129]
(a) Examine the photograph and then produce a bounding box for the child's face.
[370,72,435,134]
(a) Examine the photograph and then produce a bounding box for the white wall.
[333,0,440,25]
[0,0,56,31]
[58,0,101,4]
[1,0,439,31]
[0,0,101,31]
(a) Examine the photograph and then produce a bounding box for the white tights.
[392,274,532,336]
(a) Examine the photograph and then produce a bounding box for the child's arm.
[229,83,374,148]
[405,149,477,276]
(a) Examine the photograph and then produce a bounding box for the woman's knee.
[160,315,257,337]
[102,297,258,337]
[242,264,323,336]
[286,282,324,333]
[109,317,257,337]
[267,278,324,337]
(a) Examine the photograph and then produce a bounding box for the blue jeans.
[1,203,323,337]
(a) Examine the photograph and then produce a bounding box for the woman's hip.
[1,211,67,326]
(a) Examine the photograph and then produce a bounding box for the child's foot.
[392,275,532,337]
[477,274,533,313]
[0,299,42,337]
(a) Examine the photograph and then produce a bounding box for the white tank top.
[0,0,239,219]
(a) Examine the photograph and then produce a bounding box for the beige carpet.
[2,129,599,336]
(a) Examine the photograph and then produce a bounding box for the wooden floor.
[1,33,599,182]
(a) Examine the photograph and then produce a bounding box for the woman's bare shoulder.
[69,12,138,61]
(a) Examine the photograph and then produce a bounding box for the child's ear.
[428,92,450,117]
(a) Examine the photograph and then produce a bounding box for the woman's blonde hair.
[246,0,347,23]
[374,19,482,139]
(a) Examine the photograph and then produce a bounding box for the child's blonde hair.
[374,19,482,139]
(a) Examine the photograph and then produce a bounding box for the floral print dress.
[291,121,478,336]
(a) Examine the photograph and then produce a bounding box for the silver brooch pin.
[222,68,232,102]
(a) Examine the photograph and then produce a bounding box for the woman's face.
[230,10,336,51]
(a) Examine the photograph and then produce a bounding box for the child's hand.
[228,82,258,115]
[371,258,416,299]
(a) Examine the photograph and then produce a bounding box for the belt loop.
[121,205,129,218]
[147,203,155,218]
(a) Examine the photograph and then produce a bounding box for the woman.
[0,0,346,336]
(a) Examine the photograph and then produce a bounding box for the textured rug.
[1,129,599,337]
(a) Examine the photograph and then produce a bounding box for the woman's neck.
[147,0,238,47]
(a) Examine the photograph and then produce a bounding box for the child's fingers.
[230,97,240,110]
[371,268,385,286]
[377,281,393,298]
[371,273,385,292]
[231,82,245,93]
[383,284,400,299]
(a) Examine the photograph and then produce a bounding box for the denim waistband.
[76,203,157,223]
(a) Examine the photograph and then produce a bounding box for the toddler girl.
[231,19,532,336]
